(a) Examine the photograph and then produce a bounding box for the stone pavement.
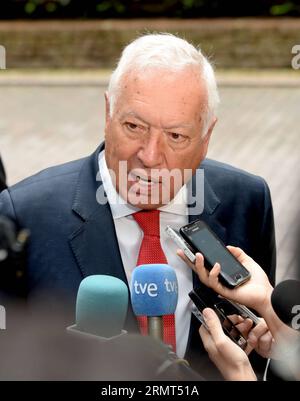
[0,71,299,283]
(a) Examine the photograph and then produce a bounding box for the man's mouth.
[128,172,161,185]
[136,175,160,184]
[137,175,149,182]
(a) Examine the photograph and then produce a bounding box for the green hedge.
[1,0,300,19]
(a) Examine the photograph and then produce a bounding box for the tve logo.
[0,305,6,330]
[291,305,300,330]
[131,264,178,317]
[133,277,178,297]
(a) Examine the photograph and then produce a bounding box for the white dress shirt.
[98,150,193,358]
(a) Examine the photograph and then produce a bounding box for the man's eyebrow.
[120,111,193,129]
[164,123,194,130]
[120,111,149,125]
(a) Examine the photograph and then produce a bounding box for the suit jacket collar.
[188,161,225,246]
[69,142,139,331]
[71,143,105,222]
[69,142,129,283]
[187,162,226,289]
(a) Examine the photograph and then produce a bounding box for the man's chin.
[126,193,174,210]
[130,201,164,210]
[118,183,175,209]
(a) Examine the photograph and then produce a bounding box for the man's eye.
[169,132,185,142]
[125,122,138,131]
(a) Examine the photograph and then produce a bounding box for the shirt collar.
[98,150,188,219]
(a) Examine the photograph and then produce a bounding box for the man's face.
[104,67,216,209]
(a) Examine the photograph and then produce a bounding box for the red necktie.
[133,210,176,352]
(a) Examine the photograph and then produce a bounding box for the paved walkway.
[0,72,299,283]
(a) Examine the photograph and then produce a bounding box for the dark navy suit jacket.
[0,143,276,378]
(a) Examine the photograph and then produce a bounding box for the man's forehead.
[113,68,207,125]
[120,65,202,87]
[118,110,196,129]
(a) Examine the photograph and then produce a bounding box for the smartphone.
[165,225,196,263]
[180,220,251,288]
[189,288,248,350]
[213,300,248,350]
[191,306,210,331]
[226,299,261,325]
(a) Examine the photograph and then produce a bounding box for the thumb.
[202,308,226,343]
[235,318,253,338]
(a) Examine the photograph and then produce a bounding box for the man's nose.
[137,132,164,168]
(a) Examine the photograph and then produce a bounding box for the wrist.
[256,285,273,316]
[225,361,257,381]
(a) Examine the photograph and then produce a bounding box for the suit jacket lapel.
[187,162,227,287]
[69,144,127,284]
[184,162,229,361]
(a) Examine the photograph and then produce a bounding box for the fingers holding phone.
[220,313,274,358]
[176,247,204,274]
[180,220,251,288]
[179,245,273,314]
[199,308,257,381]
[247,319,275,358]
[226,315,255,355]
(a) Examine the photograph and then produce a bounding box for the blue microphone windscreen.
[76,275,128,338]
[131,264,178,316]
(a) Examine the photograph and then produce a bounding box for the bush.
[1,0,300,19]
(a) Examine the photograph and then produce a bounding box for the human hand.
[178,246,273,313]
[219,314,274,358]
[199,308,257,381]
[246,318,274,358]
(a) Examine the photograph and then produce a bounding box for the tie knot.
[133,210,160,237]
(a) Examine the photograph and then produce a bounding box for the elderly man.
[0,34,275,378]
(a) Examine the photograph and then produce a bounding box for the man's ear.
[201,117,217,159]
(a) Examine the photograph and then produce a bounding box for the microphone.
[268,280,300,380]
[0,301,203,380]
[130,264,203,379]
[130,264,178,342]
[0,272,200,380]
[67,275,129,339]
[271,279,300,331]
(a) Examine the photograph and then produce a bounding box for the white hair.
[107,33,220,136]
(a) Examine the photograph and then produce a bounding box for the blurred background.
[0,1,299,282]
